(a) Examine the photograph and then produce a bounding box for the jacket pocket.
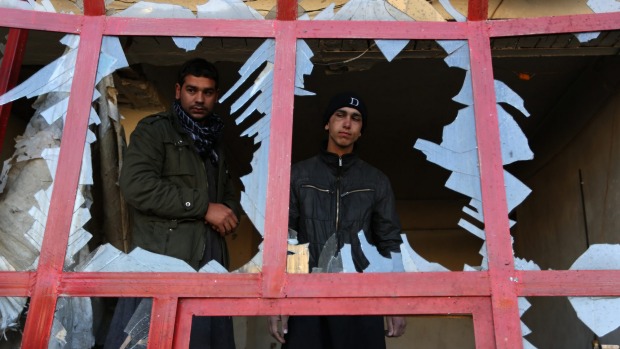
[162,139,195,177]
[299,184,334,221]
[147,220,205,269]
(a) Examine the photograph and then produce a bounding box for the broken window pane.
[17,296,255,348]
[0,30,76,274]
[522,296,620,348]
[0,296,28,343]
[49,297,98,348]
[104,297,241,349]
[1,297,100,348]
[497,38,620,271]
[2,31,268,275]
[288,38,486,273]
[72,35,266,274]
[42,297,153,348]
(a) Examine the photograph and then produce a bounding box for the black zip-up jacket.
[289,147,403,272]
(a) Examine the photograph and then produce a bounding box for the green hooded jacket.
[119,110,240,270]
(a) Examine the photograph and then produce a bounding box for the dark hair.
[177,58,219,88]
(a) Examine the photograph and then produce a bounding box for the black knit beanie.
[323,92,368,132]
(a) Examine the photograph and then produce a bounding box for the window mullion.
[262,21,298,298]
[468,21,522,349]
[21,17,105,348]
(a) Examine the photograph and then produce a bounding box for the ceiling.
[5,29,620,204]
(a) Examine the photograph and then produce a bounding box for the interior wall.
[514,82,620,347]
[398,200,484,271]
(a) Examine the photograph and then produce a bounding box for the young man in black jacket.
[269,92,406,348]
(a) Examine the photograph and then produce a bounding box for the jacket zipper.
[336,157,342,231]
[341,188,374,197]
[165,229,171,255]
[301,185,330,193]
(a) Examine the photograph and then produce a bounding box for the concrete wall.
[513,76,620,347]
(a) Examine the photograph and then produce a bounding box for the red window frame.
[0,1,619,348]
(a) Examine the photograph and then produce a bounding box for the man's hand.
[204,203,238,236]
[385,316,407,337]
[268,315,289,344]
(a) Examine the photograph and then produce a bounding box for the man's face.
[325,106,363,156]
[175,75,219,121]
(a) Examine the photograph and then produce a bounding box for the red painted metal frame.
[20,17,105,348]
[173,297,497,348]
[84,0,105,16]
[517,270,620,297]
[276,0,297,20]
[0,272,32,296]
[2,8,619,37]
[0,4,619,349]
[149,297,179,348]
[468,0,488,21]
[262,21,297,298]
[469,21,521,348]
[56,271,490,297]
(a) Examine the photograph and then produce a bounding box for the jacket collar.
[165,108,187,136]
[319,141,359,173]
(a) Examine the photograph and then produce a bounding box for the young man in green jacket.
[105,58,241,349]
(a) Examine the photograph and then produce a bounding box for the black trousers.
[282,315,386,349]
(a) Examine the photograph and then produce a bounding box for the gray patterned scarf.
[173,100,224,165]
